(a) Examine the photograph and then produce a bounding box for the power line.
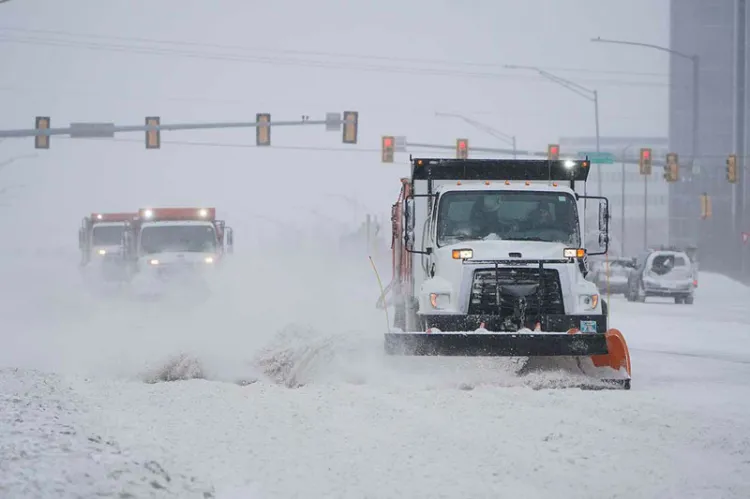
[0,26,670,79]
[0,34,673,89]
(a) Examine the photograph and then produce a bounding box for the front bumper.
[385,330,609,357]
[642,280,693,297]
[418,313,607,334]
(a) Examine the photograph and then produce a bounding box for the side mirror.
[226,227,234,254]
[404,197,414,249]
[598,202,609,233]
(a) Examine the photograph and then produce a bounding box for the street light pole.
[590,37,700,166]
[591,36,701,253]
[435,112,518,158]
[504,65,602,195]
[620,143,635,256]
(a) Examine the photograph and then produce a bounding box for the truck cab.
[122,207,234,282]
[389,158,610,334]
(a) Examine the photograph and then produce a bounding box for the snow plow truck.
[79,212,137,282]
[379,157,632,389]
[121,207,234,289]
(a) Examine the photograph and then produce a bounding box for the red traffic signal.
[548,144,560,160]
[456,138,469,159]
[381,136,395,163]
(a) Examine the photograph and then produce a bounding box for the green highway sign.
[577,151,615,164]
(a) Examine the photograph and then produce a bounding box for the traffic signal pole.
[0,112,359,148]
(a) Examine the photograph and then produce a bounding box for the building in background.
[559,136,669,257]
[669,0,749,277]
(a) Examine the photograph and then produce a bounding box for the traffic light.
[726,154,738,183]
[700,193,712,219]
[664,152,679,182]
[256,113,271,146]
[456,138,469,159]
[381,136,395,163]
[145,116,160,149]
[342,111,358,144]
[35,116,50,149]
[639,148,652,175]
[548,144,560,160]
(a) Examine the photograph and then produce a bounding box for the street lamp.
[435,112,518,158]
[590,36,700,168]
[504,64,601,195]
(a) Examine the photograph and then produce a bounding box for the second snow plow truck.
[121,207,234,295]
[380,157,632,389]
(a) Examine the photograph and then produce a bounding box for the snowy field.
[1,245,750,499]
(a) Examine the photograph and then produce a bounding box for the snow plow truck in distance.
[380,157,632,389]
[79,212,137,282]
[79,212,137,265]
[121,207,234,283]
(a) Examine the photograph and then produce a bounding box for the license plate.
[580,320,597,333]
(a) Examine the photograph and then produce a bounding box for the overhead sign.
[394,136,407,153]
[325,112,341,132]
[70,122,116,138]
[577,151,615,164]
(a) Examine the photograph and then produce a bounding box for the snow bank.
[0,368,215,498]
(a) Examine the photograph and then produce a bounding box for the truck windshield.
[92,225,124,246]
[436,190,581,246]
[140,225,217,254]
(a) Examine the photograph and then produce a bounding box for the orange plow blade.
[591,328,632,377]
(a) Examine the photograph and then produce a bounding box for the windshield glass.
[140,225,217,254]
[92,225,124,246]
[436,190,580,246]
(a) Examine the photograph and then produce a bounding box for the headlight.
[451,249,473,260]
[204,256,214,264]
[97,249,107,256]
[429,293,450,309]
[149,259,159,265]
[580,294,599,310]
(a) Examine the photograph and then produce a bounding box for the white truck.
[79,212,137,282]
[121,207,233,290]
[380,157,631,389]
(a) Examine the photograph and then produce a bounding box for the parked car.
[626,249,696,304]
[589,257,635,295]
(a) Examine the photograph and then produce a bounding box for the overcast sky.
[0,0,670,245]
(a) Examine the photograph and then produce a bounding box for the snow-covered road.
[2,249,749,498]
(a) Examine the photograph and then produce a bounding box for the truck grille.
[467,267,565,316]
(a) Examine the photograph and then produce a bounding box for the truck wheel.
[674,296,683,304]
[684,295,694,305]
